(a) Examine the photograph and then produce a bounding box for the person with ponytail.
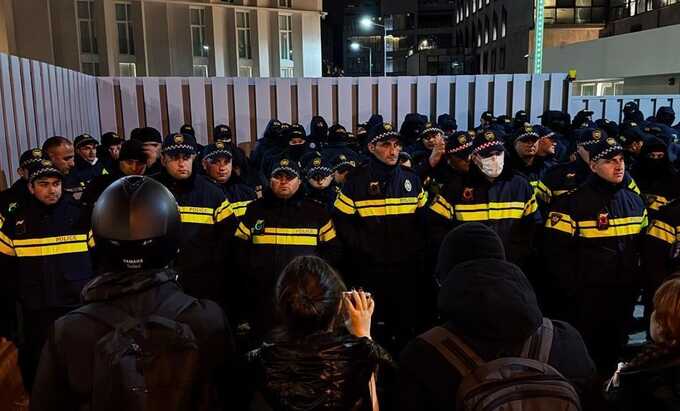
[605,275,680,410]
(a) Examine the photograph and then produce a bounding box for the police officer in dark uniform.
[619,122,650,171]
[505,123,547,189]
[408,123,447,184]
[645,199,680,301]
[630,138,680,213]
[331,153,357,187]
[543,136,647,373]
[152,132,236,308]
[130,126,164,175]
[0,159,94,390]
[0,148,45,215]
[261,124,313,177]
[234,157,341,343]
[97,131,123,171]
[308,115,329,149]
[42,136,81,199]
[539,110,572,163]
[251,119,284,171]
[72,134,109,189]
[201,140,257,218]
[323,124,362,166]
[428,129,538,269]
[333,122,430,352]
[302,154,337,211]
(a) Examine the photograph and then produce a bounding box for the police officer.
[543,136,647,373]
[308,115,329,149]
[261,124,312,176]
[407,122,447,184]
[505,124,546,188]
[323,124,362,166]
[536,128,640,208]
[0,148,45,215]
[80,139,148,223]
[572,109,596,129]
[511,110,529,134]
[333,122,430,351]
[332,153,357,187]
[619,123,650,171]
[623,101,645,124]
[533,125,559,171]
[31,176,235,410]
[0,159,94,390]
[436,113,457,136]
[630,137,680,212]
[539,110,572,162]
[476,111,496,133]
[649,106,680,164]
[644,199,680,301]
[234,157,340,342]
[201,140,257,218]
[72,134,109,189]
[302,154,337,211]
[428,129,538,269]
[251,119,284,171]
[97,131,123,171]
[130,126,163,175]
[400,113,428,150]
[42,136,80,199]
[152,132,236,308]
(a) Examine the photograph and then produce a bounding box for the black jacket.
[630,144,680,212]
[332,158,428,266]
[397,258,596,411]
[234,188,341,338]
[30,268,235,411]
[606,344,680,411]
[79,167,125,218]
[0,196,94,310]
[152,170,236,306]
[0,178,31,215]
[427,164,538,267]
[249,331,393,411]
[644,199,680,297]
[71,156,108,189]
[207,175,258,218]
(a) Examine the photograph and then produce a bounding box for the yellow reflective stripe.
[235,222,251,240]
[215,200,234,222]
[429,195,453,220]
[12,234,88,246]
[646,195,668,211]
[417,189,428,208]
[0,230,15,256]
[647,220,676,245]
[232,201,252,217]
[180,214,214,224]
[577,214,647,238]
[357,204,418,217]
[545,212,577,236]
[15,241,89,257]
[355,197,420,207]
[523,195,538,216]
[553,190,569,197]
[530,180,538,188]
[318,220,337,243]
[334,193,356,215]
[263,227,319,235]
[177,206,214,215]
[535,181,552,203]
[252,234,318,246]
[454,202,526,221]
[628,179,641,195]
[87,230,95,248]
[0,213,5,228]
[578,215,646,228]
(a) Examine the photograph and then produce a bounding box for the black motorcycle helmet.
[92,176,181,270]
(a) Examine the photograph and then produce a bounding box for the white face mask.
[474,152,504,178]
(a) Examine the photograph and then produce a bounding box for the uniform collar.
[587,173,625,195]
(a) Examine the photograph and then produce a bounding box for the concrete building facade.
[0,0,324,78]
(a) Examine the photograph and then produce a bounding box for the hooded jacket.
[249,331,393,411]
[397,258,596,411]
[630,140,680,212]
[30,268,235,411]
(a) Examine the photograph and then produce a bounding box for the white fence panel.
[338,77,353,128]
[143,77,162,133]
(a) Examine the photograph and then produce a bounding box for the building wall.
[623,74,680,96]
[543,24,680,80]
[1,0,323,78]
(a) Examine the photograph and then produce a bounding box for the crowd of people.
[2,102,680,410]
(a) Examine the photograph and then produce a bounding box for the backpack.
[73,293,203,411]
[419,318,581,411]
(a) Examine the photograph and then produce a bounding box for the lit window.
[280,67,294,78]
[77,0,97,54]
[119,62,136,77]
[239,66,253,77]
[279,14,294,74]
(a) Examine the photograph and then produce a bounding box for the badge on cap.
[525,124,534,133]
[216,141,225,149]
[339,154,347,161]
[630,122,638,127]
[384,123,393,132]
[313,158,321,167]
[32,149,42,158]
[404,179,412,192]
[174,134,184,144]
[41,159,52,166]
[592,130,602,140]
[458,135,467,144]
[606,137,617,146]
[280,159,290,167]
[484,131,495,141]
[349,161,356,167]
[463,187,474,201]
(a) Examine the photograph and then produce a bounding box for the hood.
[438,258,542,343]
[435,223,505,282]
[309,116,328,142]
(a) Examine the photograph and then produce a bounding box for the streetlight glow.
[350,42,360,51]
[360,17,373,29]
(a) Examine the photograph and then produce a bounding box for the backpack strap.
[71,303,137,331]
[154,292,197,320]
[520,318,554,363]
[418,326,484,377]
